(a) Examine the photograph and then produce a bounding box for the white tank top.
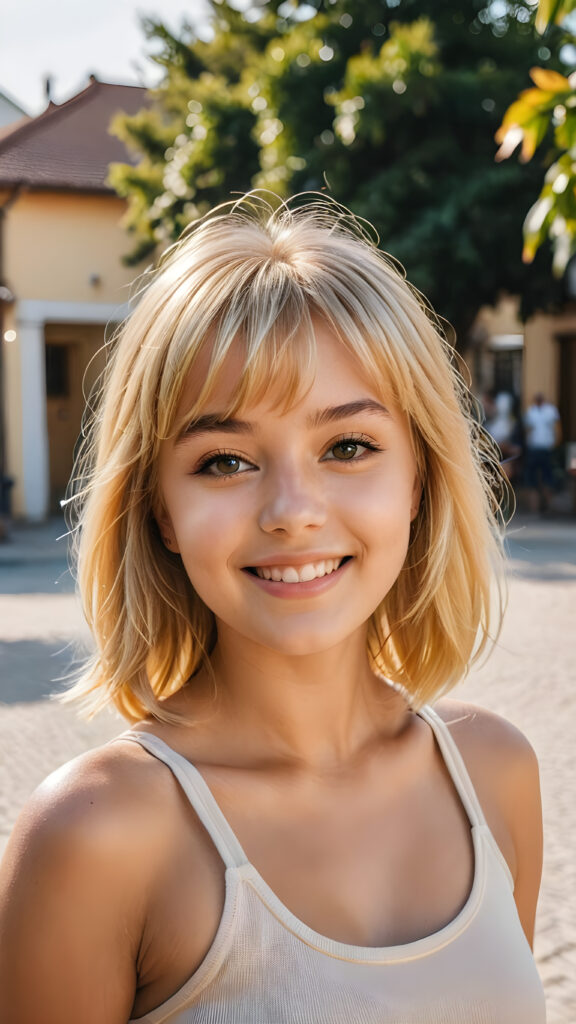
[123,705,546,1023]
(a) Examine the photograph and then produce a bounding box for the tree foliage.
[110,0,566,342]
[496,0,576,274]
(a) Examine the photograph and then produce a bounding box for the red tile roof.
[0,77,149,192]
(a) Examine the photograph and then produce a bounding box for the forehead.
[173,318,391,429]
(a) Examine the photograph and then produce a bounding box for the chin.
[254,626,365,659]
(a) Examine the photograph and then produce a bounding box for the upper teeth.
[254,558,343,583]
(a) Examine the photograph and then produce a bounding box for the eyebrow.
[310,400,390,428]
[175,414,254,446]
[176,399,390,445]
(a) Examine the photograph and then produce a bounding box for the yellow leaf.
[498,99,534,133]
[529,67,571,91]
[495,125,523,160]
[498,89,556,134]
[520,115,550,161]
[521,128,539,161]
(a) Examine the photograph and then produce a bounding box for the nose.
[258,467,327,536]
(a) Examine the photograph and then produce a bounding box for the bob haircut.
[65,192,506,722]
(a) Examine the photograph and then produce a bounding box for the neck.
[202,627,410,772]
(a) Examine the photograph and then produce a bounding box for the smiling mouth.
[245,557,351,584]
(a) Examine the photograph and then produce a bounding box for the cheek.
[338,464,416,531]
[341,471,415,587]
[166,484,248,577]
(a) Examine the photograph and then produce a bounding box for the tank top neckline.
[118,704,514,964]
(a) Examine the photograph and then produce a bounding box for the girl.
[0,195,545,1023]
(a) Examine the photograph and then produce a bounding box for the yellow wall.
[1,188,144,517]
[473,296,576,411]
[475,296,522,337]
[523,311,576,409]
[3,190,142,303]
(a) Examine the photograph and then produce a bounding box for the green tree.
[109,8,273,263]
[111,0,565,344]
[496,0,576,275]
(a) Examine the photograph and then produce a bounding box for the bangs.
[144,202,423,446]
[156,275,418,450]
[161,281,324,441]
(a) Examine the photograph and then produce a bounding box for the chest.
[215,762,474,945]
[132,746,475,1017]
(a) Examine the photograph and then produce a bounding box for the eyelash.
[194,434,383,478]
[194,448,255,477]
[324,434,383,461]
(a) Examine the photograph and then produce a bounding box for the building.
[0,88,29,133]
[0,77,148,521]
[471,290,576,448]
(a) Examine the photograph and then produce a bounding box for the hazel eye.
[213,456,242,475]
[332,441,360,461]
[322,435,383,464]
[195,451,255,477]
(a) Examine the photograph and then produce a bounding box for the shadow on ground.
[0,560,74,595]
[0,638,89,703]
[505,536,576,582]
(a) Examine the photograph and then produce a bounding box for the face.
[157,321,421,659]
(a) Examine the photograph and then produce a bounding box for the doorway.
[45,323,109,512]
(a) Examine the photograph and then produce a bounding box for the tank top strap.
[117,732,249,870]
[417,705,488,829]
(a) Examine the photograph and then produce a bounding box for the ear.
[410,476,423,522]
[154,508,180,553]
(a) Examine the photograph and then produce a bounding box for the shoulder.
[0,738,174,1022]
[432,698,540,806]
[1,733,226,1020]
[433,698,538,767]
[1,737,180,909]
[13,737,170,846]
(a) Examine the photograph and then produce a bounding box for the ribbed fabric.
[122,706,546,1024]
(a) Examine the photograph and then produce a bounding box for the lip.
[245,552,349,569]
[242,557,352,598]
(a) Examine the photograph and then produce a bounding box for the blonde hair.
[65,193,507,722]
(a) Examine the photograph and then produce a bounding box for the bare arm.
[0,755,148,1024]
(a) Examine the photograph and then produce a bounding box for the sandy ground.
[0,516,575,1022]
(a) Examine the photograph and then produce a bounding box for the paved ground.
[1,515,575,1022]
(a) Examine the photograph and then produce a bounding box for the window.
[45,344,70,398]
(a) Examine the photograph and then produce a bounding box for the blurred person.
[0,195,545,1023]
[524,392,562,513]
[485,391,523,483]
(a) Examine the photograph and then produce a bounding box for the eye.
[323,435,383,462]
[332,441,362,461]
[195,450,255,477]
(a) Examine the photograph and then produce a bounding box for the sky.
[1,0,211,116]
